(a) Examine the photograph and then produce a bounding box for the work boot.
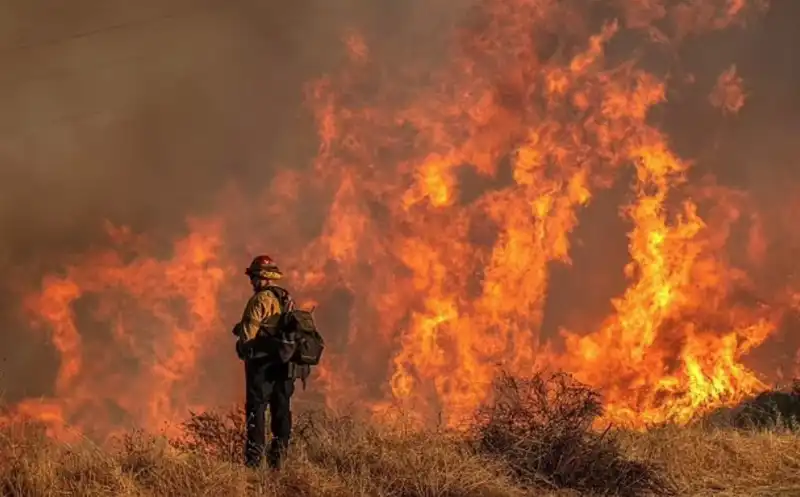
[244,440,265,469]
[267,438,289,470]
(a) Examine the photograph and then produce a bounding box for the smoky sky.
[0,0,471,401]
[0,0,470,267]
[1,0,800,401]
[0,0,329,261]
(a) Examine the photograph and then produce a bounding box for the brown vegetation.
[3,374,800,497]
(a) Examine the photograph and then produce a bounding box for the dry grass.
[3,374,800,497]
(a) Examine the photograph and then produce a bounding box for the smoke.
[0,3,310,253]
[2,0,800,428]
[0,0,430,401]
[0,0,472,258]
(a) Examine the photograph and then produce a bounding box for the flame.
[561,140,773,425]
[3,0,794,437]
[11,219,231,438]
[710,65,746,115]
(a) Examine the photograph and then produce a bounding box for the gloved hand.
[235,337,253,360]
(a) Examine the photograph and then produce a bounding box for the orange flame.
[710,65,746,115]
[4,0,791,438]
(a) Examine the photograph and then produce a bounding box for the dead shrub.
[472,371,676,496]
[168,407,246,463]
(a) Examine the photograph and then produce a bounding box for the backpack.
[263,286,325,367]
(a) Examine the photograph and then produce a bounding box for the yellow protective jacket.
[234,289,282,344]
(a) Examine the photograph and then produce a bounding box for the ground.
[3,375,800,496]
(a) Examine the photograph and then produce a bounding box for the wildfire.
[710,65,746,115]
[3,0,792,438]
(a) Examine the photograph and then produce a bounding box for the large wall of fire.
[1,0,799,440]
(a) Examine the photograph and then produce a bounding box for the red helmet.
[245,255,283,280]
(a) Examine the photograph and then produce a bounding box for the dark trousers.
[244,357,295,468]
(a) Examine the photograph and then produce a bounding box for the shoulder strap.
[265,285,295,313]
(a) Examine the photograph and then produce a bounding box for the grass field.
[3,374,800,497]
